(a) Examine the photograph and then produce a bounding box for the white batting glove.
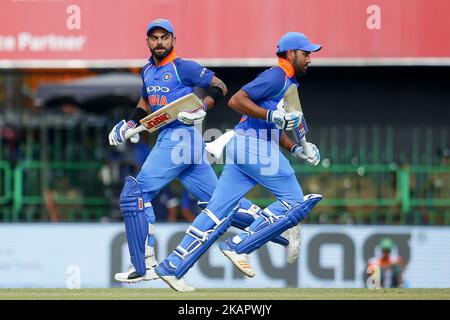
[108,120,140,146]
[291,142,320,166]
[267,109,302,130]
[177,108,206,125]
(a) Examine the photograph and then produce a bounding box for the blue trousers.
[168,133,304,266]
[207,134,304,217]
[136,126,217,226]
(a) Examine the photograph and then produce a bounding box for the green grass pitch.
[0,288,449,300]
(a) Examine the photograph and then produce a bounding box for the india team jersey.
[140,50,214,131]
[234,58,299,141]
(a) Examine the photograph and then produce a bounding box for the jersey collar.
[277,57,295,78]
[149,49,178,67]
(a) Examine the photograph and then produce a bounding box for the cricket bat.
[124,93,203,140]
[283,84,314,155]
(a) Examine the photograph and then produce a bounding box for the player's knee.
[120,176,144,213]
[285,187,304,208]
[135,172,149,188]
[134,175,160,200]
[288,194,323,221]
[237,198,254,210]
[144,206,156,224]
[119,176,155,218]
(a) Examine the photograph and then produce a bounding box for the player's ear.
[288,49,295,61]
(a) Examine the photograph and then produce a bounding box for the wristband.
[266,110,273,122]
[290,144,300,153]
[128,107,148,124]
[205,86,225,104]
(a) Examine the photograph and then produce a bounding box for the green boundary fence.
[0,160,12,205]
[0,161,449,224]
[230,164,399,207]
[11,161,110,221]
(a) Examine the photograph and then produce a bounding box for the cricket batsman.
[155,32,323,291]
[108,19,294,290]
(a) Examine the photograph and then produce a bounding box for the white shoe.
[115,244,160,283]
[219,244,256,278]
[159,275,195,292]
[114,266,159,283]
[282,223,301,264]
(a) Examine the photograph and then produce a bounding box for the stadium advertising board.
[1,0,450,67]
[0,224,449,289]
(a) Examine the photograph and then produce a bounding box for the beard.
[151,45,173,60]
[295,64,308,77]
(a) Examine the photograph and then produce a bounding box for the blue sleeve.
[242,68,285,101]
[141,85,147,100]
[176,59,215,89]
[140,63,151,100]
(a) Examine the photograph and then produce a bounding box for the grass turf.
[0,288,449,300]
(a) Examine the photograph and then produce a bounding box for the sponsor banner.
[0,224,449,288]
[1,0,450,67]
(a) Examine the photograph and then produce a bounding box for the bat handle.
[300,136,314,156]
[124,125,146,140]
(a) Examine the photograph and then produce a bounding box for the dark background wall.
[204,66,450,129]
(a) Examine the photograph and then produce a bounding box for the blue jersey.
[140,50,214,131]
[234,58,299,141]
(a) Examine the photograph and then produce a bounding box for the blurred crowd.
[96,138,202,223]
[37,134,203,223]
[0,71,449,224]
[1,118,449,224]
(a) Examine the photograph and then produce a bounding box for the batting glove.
[177,107,207,125]
[267,109,302,130]
[291,142,320,166]
[108,120,140,146]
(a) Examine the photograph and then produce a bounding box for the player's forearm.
[210,76,228,96]
[280,131,296,152]
[228,89,268,120]
[203,76,228,110]
[202,96,215,110]
[136,96,151,113]
[127,97,150,125]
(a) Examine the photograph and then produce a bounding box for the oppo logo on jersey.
[146,86,170,93]
[144,112,171,129]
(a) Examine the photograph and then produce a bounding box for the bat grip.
[300,136,314,156]
[124,125,146,140]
